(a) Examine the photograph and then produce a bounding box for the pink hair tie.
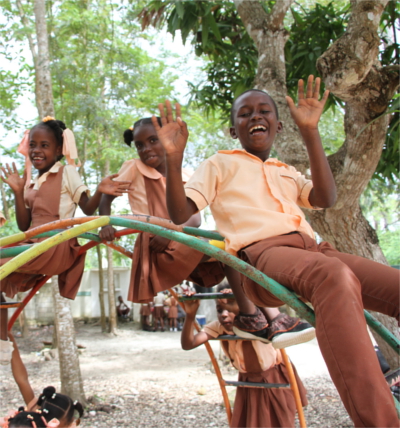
[62,129,81,168]
[17,129,32,188]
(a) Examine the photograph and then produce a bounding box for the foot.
[268,314,316,349]
[232,307,271,344]
[233,312,315,349]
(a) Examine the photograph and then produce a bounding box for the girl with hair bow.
[0,117,130,363]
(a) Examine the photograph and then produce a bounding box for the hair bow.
[62,129,81,168]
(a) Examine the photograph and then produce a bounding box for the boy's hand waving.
[286,75,329,130]
[152,101,188,157]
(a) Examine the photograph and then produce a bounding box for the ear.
[229,127,238,139]
[276,121,283,134]
[55,144,63,158]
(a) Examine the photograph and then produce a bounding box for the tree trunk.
[105,160,117,334]
[235,0,399,367]
[51,282,86,405]
[30,0,87,395]
[96,245,107,332]
[106,247,117,334]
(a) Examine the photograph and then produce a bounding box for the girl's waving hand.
[152,101,189,156]
[1,163,26,195]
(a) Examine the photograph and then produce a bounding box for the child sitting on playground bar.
[181,284,307,428]
[152,76,400,427]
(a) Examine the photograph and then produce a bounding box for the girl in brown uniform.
[0,117,129,363]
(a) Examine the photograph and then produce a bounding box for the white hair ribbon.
[62,128,81,167]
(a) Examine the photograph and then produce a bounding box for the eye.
[150,138,158,144]
[135,143,143,150]
[239,112,250,117]
[261,110,271,114]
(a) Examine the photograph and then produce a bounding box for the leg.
[248,242,399,427]
[0,293,13,364]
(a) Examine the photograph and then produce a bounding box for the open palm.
[152,101,189,156]
[286,76,329,129]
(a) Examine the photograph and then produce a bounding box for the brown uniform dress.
[128,173,224,303]
[167,296,178,319]
[220,340,307,428]
[0,167,86,299]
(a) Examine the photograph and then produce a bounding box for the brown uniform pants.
[240,232,400,428]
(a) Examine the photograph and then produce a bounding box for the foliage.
[138,0,399,182]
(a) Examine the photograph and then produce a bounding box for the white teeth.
[250,125,267,133]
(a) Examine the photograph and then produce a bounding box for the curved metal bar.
[0,218,109,281]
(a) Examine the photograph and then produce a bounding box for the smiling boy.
[152,76,399,427]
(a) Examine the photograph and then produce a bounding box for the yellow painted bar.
[0,217,109,281]
[0,231,27,247]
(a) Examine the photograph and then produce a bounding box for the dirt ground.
[0,322,353,427]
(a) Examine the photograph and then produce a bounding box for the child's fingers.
[152,114,162,131]
[5,164,12,175]
[320,89,330,106]
[306,75,314,99]
[175,103,182,120]
[12,162,18,174]
[297,79,305,100]
[313,77,321,99]
[158,103,167,126]
[165,100,173,123]
[285,95,295,110]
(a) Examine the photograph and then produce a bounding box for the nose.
[220,309,229,319]
[251,110,262,121]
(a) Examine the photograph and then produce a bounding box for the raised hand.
[286,75,329,130]
[98,174,130,196]
[151,101,189,156]
[1,163,26,194]
[182,298,200,316]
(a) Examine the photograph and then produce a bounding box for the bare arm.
[1,163,31,231]
[152,101,198,224]
[79,174,130,216]
[98,193,118,241]
[286,76,336,208]
[9,333,35,405]
[181,300,213,350]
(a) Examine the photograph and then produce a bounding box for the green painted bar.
[179,292,235,301]
[108,217,400,354]
[364,311,400,354]
[182,226,224,241]
[0,245,32,258]
[109,217,316,324]
[34,230,102,242]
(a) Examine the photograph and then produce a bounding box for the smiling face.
[230,91,283,161]
[133,123,166,174]
[29,125,62,176]
[216,298,239,332]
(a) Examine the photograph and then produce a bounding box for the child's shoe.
[232,307,270,343]
[267,314,315,349]
[233,311,315,349]
[0,339,14,365]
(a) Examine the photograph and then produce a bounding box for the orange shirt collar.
[217,148,289,167]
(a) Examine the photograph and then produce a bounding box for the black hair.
[30,118,67,161]
[37,386,84,426]
[230,89,279,125]
[8,411,46,428]
[123,117,163,147]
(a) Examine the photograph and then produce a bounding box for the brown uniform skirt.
[231,361,307,428]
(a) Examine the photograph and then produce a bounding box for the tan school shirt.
[24,161,89,219]
[203,320,281,373]
[184,149,320,256]
[115,158,192,215]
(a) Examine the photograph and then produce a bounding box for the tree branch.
[267,0,293,31]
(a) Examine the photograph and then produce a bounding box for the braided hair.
[30,118,67,161]
[123,117,162,147]
[8,411,46,428]
[37,386,84,426]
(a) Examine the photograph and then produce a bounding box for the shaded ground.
[0,322,352,427]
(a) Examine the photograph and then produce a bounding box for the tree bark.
[235,0,399,367]
[51,283,86,405]
[105,160,117,334]
[96,245,107,332]
[28,0,87,397]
